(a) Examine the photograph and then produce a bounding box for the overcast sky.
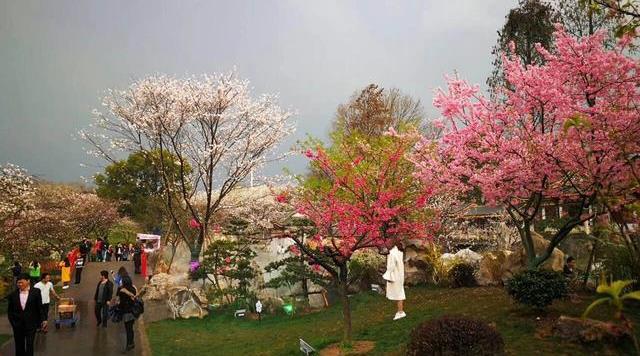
[0,0,518,183]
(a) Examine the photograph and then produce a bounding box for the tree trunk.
[167,242,177,273]
[339,266,352,344]
[583,241,598,289]
[300,255,310,302]
[190,230,204,262]
[519,224,537,269]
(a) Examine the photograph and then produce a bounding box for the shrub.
[598,243,640,288]
[448,263,477,288]
[406,315,505,356]
[506,269,567,309]
[349,249,385,290]
[422,243,451,286]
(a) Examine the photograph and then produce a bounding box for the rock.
[453,248,483,265]
[438,249,482,266]
[508,232,565,272]
[308,292,327,309]
[154,259,169,274]
[476,250,511,286]
[553,316,632,344]
[477,232,565,285]
[178,297,207,319]
[168,287,209,319]
[404,266,428,286]
[439,253,456,264]
[191,287,209,305]
[139,272,209,320]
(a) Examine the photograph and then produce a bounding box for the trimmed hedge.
[407,315,505,355]
[506,269,567,309]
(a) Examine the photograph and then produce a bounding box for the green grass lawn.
[147,286,640,355]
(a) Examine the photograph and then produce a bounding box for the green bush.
[598,243,640,287]
[506,269,567,309]
[406,315,505,356]
[448,263,477,288]
[348,249,385,290]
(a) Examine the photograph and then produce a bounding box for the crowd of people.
[6,238,149,355]
[89,238,144,263]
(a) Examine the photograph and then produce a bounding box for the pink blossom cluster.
[288,134,438,262]
[415,27,640,210]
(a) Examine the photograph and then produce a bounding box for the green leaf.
[596,280,634,297]
[583,297,611,318]
[621,291,640,302]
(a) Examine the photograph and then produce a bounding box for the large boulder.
[509,231,565,272]
[553,316,632,344]
[139,273,209,320]
[167,286,209,319]
[403,240,436,285]
[442,248,483,266]
[476,250,512,286]
[477,232,565,286]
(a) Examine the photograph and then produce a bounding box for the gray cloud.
[0,0,517,182]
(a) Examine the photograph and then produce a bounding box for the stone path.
[1,261,149,356]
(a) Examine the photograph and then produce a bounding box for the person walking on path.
[79,239,91,260]
[11,261,22,289]
[27,261,40,286]
[133,245,141,274]
[113,266,128,289]
[74,255,85,285]
[94,270,113,328]
[7,273,47,356]
[34,273,60,327]
[116,276,138,351]
[383,241,406,321]
[106,244,113,262]
[59,257,71,289]
[115,244,123,262]
[140,250,148,280]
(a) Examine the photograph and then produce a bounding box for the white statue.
[255,300,263,321]
[383,241,406,320]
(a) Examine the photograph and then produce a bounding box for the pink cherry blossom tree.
[278,131,438,343]
[81,71,295,264]
[415,26,640,268]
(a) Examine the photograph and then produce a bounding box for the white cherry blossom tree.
[0,164,35,246]
[81,71,295,263]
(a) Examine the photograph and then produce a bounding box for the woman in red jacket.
[140,250,148,280]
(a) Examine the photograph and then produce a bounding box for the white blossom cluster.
[0,163,35,221]
[80,70,296,246]
[217,185,293,233]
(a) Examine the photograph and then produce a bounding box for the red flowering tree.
[278,131,438,343]
[415,26,640,268]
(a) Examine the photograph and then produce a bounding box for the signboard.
[136,233,161,252]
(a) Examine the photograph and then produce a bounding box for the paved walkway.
[1,261,148,356]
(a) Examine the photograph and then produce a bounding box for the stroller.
[54,297,79,329]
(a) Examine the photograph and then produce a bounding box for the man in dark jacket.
[74,255,85,284]
[133,245,142,274]
[7,273,46,356]
[94,270,114,327]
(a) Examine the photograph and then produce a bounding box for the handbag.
[131,298,145,318]
[109,304,123,323]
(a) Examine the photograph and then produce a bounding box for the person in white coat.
[383,241,406,320]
